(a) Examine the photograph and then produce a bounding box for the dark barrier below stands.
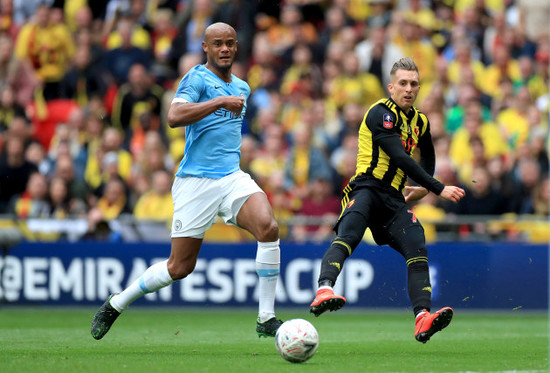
[0,241,547,310]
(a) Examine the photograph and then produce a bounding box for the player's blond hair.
[390,57,419,77]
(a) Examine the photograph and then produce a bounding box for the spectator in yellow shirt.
[15,3,75,100]
[482,44,521,98]
[496,86,531,150]
[449,100,509,183]
[329,53,384,110]
[133,169,173,222]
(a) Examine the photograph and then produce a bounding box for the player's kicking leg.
[91,294,121,340]
[309,286,346,317]
[414,306,454,343]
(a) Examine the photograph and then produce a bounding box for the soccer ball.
[275,319,319,363]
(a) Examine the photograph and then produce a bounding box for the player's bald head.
[204,22,236,42]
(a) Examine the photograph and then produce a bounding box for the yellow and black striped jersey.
[355,98,444,195]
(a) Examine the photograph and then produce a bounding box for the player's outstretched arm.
[404,186,429,203]
[438,186,466,203]
[167,95,245,128]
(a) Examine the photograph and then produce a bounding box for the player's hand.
[439,186,465,203]
[221,95,245,117]
[404,186,429,203]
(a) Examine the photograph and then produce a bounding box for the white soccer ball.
[275,318,319,363]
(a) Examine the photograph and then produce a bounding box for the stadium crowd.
[0,0,548,242]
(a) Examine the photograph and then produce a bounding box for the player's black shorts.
[335,175,425,258]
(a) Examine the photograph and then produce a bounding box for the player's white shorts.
[171,170,264,239]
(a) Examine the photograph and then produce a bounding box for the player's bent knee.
[167,260,196,280]
[256,219,279,242]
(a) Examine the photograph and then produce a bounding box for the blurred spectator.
[15,3,75,101]
[24,140,49,175]
[94,177,130,220]
[391,11,437,84]
[455,5,486,61]
[110,63,163,153]
[54,153,89,203]
[84,127,132,191]
[149,7,178,85]
[74,26,105,67]
[285,124,333,200]
[366,0,392,28]
[532,178,549,216]
[515,55,548,105]
[483,11,507,65]
[355,25,403,87]
[517,0,550,44]
[81,206,120,241]
[280,43,322,99]
[239,134,258,178]
[132,131,173,181]
[0,85,26,133]
[8,171,49,218]
[0,0,20,39]
[80,111,105,177]
[317,5,352,60]
[265,170,295,239]
[170,0,215,66]
[513,157,542,214]
[449,99,509,182]
[0,135,38,212]
[250,124,287,193]
[60,45,107,107]
[264,3,317,58]
[101,17,152,86]
[12,0,47,26]
[68,4,94,33]
[451,166,507,216]
[0,35,38,108]
[482,44,521,98]
[486,155,521,213]
[104,1,150,50]
[47,176,86,218]
[446,83,491,135]
[133,169,173,222]
[447,38,485,90]
[496,85,531,150]
[332,54,384,112]
[212,0,257,63]
[292,175,340,243]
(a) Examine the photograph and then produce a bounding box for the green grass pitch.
[0,307,547,372]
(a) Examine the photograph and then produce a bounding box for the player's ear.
[202,41,207,53]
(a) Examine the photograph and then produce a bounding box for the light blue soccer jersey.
[172,64,250,179]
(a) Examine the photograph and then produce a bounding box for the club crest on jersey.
[383,113,394,129]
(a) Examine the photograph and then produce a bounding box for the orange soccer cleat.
[415,306,454,343]
[309,287,346,317]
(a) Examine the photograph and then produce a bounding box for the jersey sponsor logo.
[383,113,394,129]
[346,199,356,209]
